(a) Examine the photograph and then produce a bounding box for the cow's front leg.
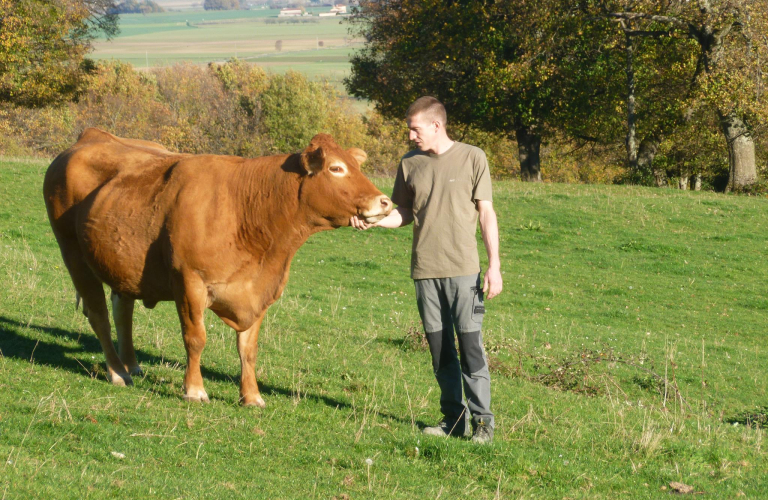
[237,311,266,407]
[173,275,210,403]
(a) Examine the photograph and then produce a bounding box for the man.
[351,96,502,444]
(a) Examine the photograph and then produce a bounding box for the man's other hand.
[483,267,502,300]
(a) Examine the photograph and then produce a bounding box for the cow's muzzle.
[362,195,392,223]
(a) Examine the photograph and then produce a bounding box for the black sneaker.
[422,419,467,437]
[471,421,494,444]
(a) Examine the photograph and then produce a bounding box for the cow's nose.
[380,196,392,212]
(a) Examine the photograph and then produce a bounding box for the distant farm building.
[319,4,347,16]
[278,8,303,17]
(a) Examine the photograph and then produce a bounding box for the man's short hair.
[406,96,448,126]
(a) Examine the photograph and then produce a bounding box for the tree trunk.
[719,112,757,192]
[637,137,665,187]
[515,126,542,182]
[678,175,689,190]
[693,174,702,191]
[690,17,757,193]
[625,32,638,170]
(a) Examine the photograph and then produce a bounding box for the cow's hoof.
[109,370,133,387]
[241,395,266,408]
[183,388,210,403]
[128,366,144,377]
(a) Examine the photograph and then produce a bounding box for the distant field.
[153,0,207,11]
[92,9,362,88]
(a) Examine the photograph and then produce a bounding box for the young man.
[351,96,502,444]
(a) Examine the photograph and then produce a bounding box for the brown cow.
[43,128,392,406]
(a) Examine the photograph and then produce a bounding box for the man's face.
[407,112,438,153]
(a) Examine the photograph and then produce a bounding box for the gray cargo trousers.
[414,273,494,430]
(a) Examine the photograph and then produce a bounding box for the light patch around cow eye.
[328,162,348,177]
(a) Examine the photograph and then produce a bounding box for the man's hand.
[483,266,503,300]
[351,208,413,230]
[350,215,376,230]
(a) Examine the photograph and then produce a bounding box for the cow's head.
[299,134,392,227]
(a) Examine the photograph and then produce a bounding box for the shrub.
[0,108,35,157]
[260,71,352,154]
[357,111,409,175]
[209,59,269,119]
[542,141,626,184]
[75,61,170,142]
[154,63,249,154]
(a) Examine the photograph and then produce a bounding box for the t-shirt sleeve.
[391,162,414,209]
[472,150,493,202]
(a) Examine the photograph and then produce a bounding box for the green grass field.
[92,9,360,89]
[1,157,767,498]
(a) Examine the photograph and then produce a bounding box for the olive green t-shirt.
[391,142,493,280]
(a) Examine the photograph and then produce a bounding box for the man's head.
[406,96,449,154]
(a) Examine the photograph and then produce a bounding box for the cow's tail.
[75,292,89,318]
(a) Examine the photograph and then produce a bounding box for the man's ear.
[347,147,367,167]
[300,145,325,175]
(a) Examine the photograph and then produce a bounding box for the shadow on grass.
[0,314,129,376]
[376,333,429,353]
[0,315,425,426]
[724,406,768,429]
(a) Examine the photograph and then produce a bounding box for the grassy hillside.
[1,157,767,498]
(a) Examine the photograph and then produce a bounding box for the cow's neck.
[232,156,321,259]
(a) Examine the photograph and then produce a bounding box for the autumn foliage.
[0,61,412,173]
[0,58,663,183]
[0,0,118,107]
[1,54,763,187]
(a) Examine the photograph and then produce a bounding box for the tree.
[347,1,513,178]
[0,0,119,107]
[112,0,164,13]
[602,0,768,191]
[203,0,240,10]
[346,0,616,181]
[347,0,767,189]
[566,1,702,186]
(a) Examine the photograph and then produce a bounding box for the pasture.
[1,156,767,498]
[91,9,360,87]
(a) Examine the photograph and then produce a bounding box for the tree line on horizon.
[1,0,766,191]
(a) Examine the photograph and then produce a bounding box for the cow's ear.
[347,148,367,167]
[300,145,325,175]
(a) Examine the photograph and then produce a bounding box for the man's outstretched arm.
[350,207,414,230]
[477,200,502,299]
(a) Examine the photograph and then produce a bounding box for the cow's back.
[44,128,174,226]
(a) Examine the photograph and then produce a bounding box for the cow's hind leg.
[173,274,210,403]
[237,311,267,408]
[111,291,142,376]
[62,248,133,386]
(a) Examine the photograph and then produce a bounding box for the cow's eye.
[329,166,344,174]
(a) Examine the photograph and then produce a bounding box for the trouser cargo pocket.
[471,286,485,324]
